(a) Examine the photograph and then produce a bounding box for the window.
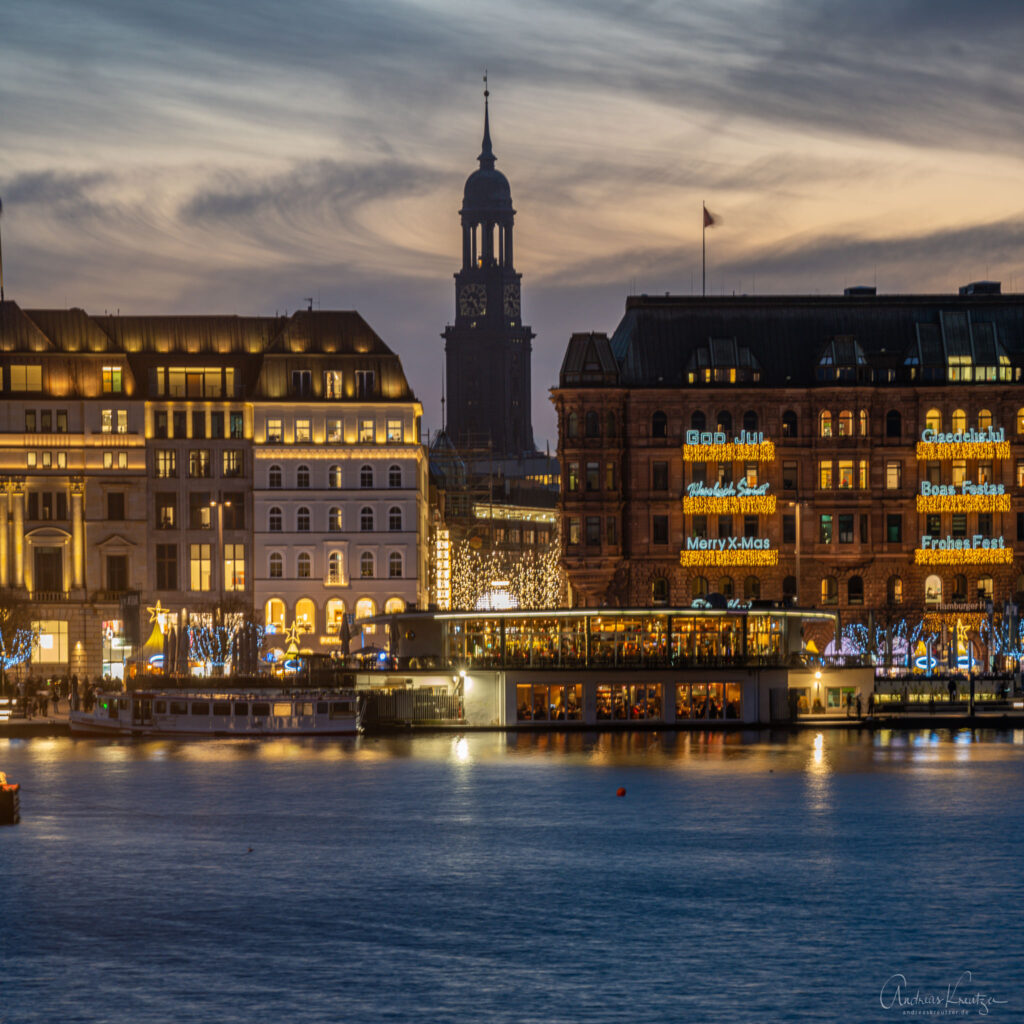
[222,450,243,478]
[25,410,37,432]
[838,410,853,436]
[567,411,579,438]
[715,411,731,433]
[224,544,245,590]
[651,411,668,438]
[156,544,177,590]
[229,411,244,439]
[189,544,211,591]
[720,576,734,599]
[10,365,42,391]
[744,463,758,488]
[952,574,968,601]
[296,507,311,531]
[717,515,732,538]
[188,450,211,478]
[567,463,579,492]
[296,465,310,489]
[329,507,342,532]
[386,419,402,443]
[925,575,942,604]
[978,512,992,536]
[951,409,966,433]
[327,552,343,584]
[717,462,733,485]
[848,576,864,606]
[819,461,833,489]
[691,576,709,599]
[605,462,617,491]
[652,578,669,606]
[606,517,617,545]
[858,409,868,436]
[819,515,833,544]
[192,410,206,439]
[103,451,127,470]
[268,507,282,532]
[55,410,67,433]
[586,462,600,491]
[821,577,838,605]
[952,513,967,538]
[156,450,176,478]
[885,410,901,438]
[925,409,941,432]
[102,366,123,393]
[977,462,992,485]
[926,513,940,536]
[977,575,994,600]
[652,515,669,545]
[360,552,374,578]
[388,465,401,488]
[691,411,706,431]
[782,515,795,544]
[782,410,797,438]
[269,464,282,488]
[744,576,760,600]
[297,553,311,579]
[324,370,343,399]
[690,515,707,539]
[389,552,403,578]
[359,419,375,443]
[1018,409,1024,436]
[568,518,580,545]
[292,370,312,397]
[326,418,343,444]
[606,412,617,437]
[743,515,758,539]
[887,576,903,604]
[838,514,854,544]
[952,460,967,487]
[885,462,902,490]
[742,410,758,432]
[782,461,798,491]
[886,514,902,543]
[360,507,374,531]
[584,411,600,437]
[267,419,283,443]
[294,419,311,444]
[652,462,668,491]
[101,409,113,433]
[388,507,402,531]
[189,493,212,530]
[155,493,176,530]
[782,576,797,601]
[355,370,375,398]
[360,465,373,489]
[269,553,283,578]
[837,460,854,489]
[819,411,832,437]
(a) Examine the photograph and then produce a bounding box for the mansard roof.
[559,291,1024,389]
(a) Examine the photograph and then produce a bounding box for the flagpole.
[701,201,706,297]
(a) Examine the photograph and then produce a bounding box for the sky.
[2,0,1024,447]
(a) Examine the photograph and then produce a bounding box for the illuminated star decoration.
[146,600,171,630]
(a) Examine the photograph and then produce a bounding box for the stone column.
[0,485,8,587]
[12,482,25,588]
[71,480,85,589]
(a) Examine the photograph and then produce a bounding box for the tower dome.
[461,88,513,214]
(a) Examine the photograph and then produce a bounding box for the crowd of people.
[3,674,124,719]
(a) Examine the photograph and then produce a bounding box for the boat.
[69,691,362,737]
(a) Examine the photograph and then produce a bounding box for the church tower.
[443,83,535,457]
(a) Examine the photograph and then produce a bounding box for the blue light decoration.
[148,654,164,668]
[283,658,302,673]
[0,626,36,671]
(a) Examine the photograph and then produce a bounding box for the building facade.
[0,302,427,679]
[553,287,1024,652]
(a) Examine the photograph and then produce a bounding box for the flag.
[703,205,718,228]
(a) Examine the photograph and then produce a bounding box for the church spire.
[478,71,495,171]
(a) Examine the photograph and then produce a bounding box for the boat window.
[299,702,314,716]
[234,703,249,715]
[330,701,354,718]
[154,701,167,714]
[169,701,188,715]
[119,698,129,710]
[212,702,231,716]
[316,702,328,715]
[272,702,292,717]
[252,702,270,716]
[108,702,119,719]
[190,702,210,715]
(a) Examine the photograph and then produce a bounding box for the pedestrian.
[867,691,874,716]
[856,694,862,719]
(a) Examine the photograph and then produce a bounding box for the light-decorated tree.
[450,537,565,611]
[0,590,36,693]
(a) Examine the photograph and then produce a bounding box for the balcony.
[32,590,69,603]
[324,572,348,587]
[92,590,126,603]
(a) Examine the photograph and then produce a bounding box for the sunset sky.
[3,0,1023,446]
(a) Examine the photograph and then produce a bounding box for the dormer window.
[816,337,871,383]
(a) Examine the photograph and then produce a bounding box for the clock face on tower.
[503,283,521,318]
[459,283,487,316]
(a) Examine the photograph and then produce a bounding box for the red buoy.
[616,787,626,797]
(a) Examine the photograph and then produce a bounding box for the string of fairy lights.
[915,493,1010,512]
[682,441,775,462]
[682,495,776,514]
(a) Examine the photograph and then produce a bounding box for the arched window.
[294,598,315,634]
[819,411,833,438]
[585,411,600,437]
[328,552,343,583]
[1015,574,1024,602]
[848,575,864,606]
[360,507,374,531]
[652,411,668,438]
[269,552,283,578]
[719,576,734,599]
[716,410,732,433]
[328,465,342,489]
[296,507,310,531]
[821,577,838,605]
[384,597,405,615]
[296,464,310,488]
[742,410,758,432]
[858,409,868,436]
[885,410,902,438]
[264,598,285,630]
[268,507,282,532]
[328,507,342,531]
[744,575,760,600]
[651,577,669,606]
[360,465,373,489]
[360,552,374,578]
[690,575,709,599]
[951,409,966,433]
[691,411,706,432]
[925,574,942,604]
[953,574,967,601]
[838,410,854,436]
[887,576,903,604]
[388,552,403,578]
[782,576,797,601]
[355,597,376,620]
[268,464,282,488]
[388,507,402,531]
[326,598,345,630]
[977,409,992,431]
[606,412,617,437]
[976,575,993,600]
[388,465,401,488]
[782,411,797,438]
[1017,409,1024,436]
[297,553,311,578]
[925,408,942,432]
[567,411,579,438]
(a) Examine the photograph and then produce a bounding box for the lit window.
[386,419,402,443]
[818,461,832,489]
[819,411,832,438]
[924,409,941,432]
[101,409,113,433]
[189,543,211,591]
[10,365,42,391]
[57,452,67,469]
[388,552,403,578]
[359,419,375,443]
[267,419,283,443]
[327,552,344,584]
[324,370,343,399]
[951,409,966,433]
[361,552,374,578]
[102,366,123,393]
[224,544,245,590]
[838,410,853,437]
[885,462,902,490]
[327,418,342,443]
[329,507,342,531]
[837,460,854,489]
[295,420,311,444]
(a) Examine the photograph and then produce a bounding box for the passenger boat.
[69,691,362,737]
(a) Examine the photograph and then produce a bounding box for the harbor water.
[2,729,1023,1023]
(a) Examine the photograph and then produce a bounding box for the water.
[2,729,1023,1023]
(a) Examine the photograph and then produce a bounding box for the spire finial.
[478,70,495,170]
